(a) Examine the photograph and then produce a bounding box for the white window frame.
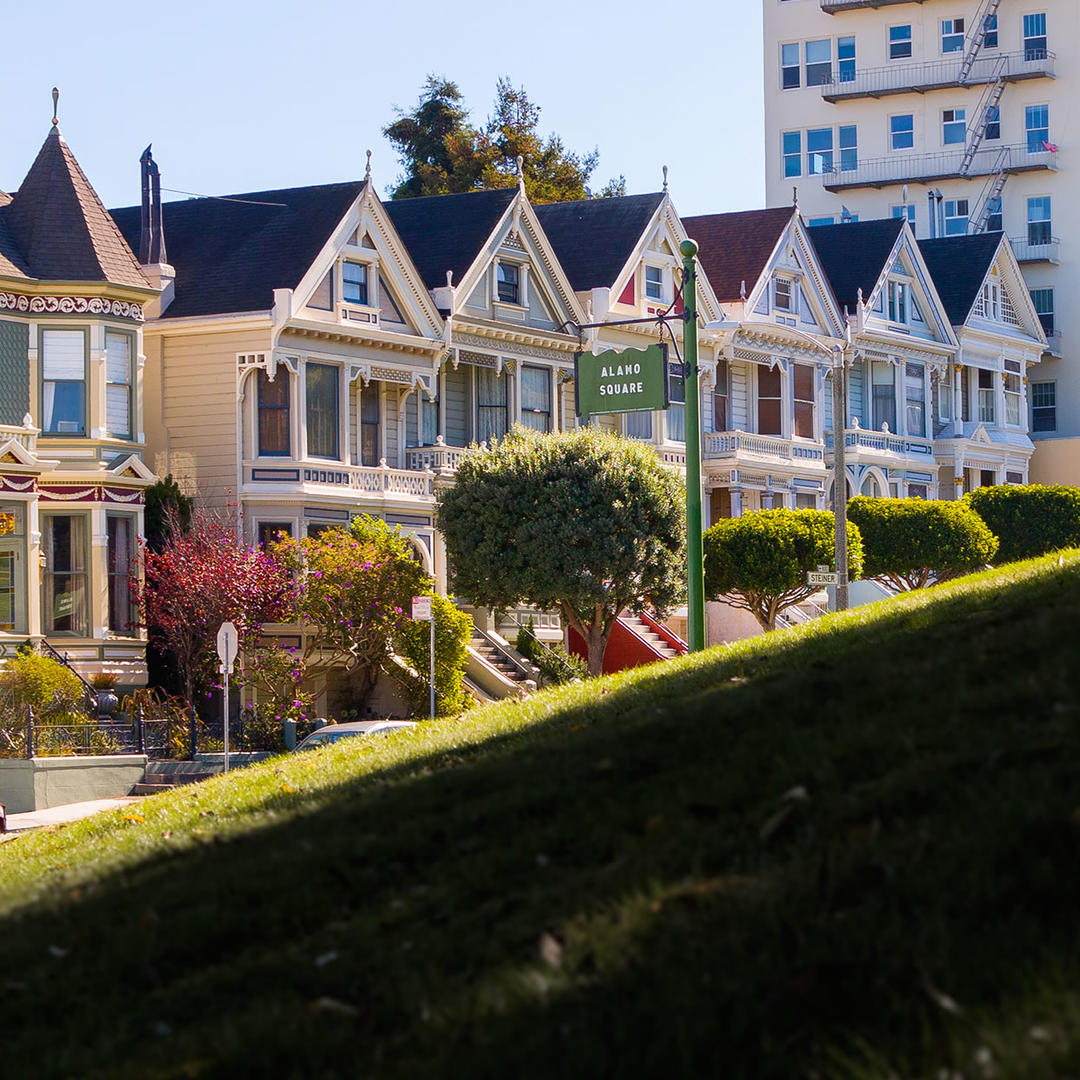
[888,24,912,60]
[890,113,914,151]
[494,260,528,307]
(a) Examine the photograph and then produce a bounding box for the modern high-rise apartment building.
[763,0,1077,482]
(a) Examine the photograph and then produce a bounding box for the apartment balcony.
[704,430,826,467]
[1044,330,1062,357]
[244,459,436,500]
[822,143,1056,192]
[826,426,935,464]
[821,0,923,12]
[1009,235,1060,265]
[820,50,1055,103]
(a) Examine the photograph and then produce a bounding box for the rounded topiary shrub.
[703,508,863,631]
[966,484,1080,564]
[847,496,998,592]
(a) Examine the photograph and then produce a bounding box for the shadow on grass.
[3,556,1080,1079]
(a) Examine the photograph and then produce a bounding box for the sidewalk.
[2,797,140,838]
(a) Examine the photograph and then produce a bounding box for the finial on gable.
[662,165,669,193]
[446,270,453,288]
[857,288,863,305]
[516,155,525,193]
[740,280,746,300]
[51,87,59,127]
[365,149,372,181]
[792,186,799,211]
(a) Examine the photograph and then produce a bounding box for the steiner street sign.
[575,343,669,417]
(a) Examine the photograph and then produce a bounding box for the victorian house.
[0,117,157,684]
[917,232,1047,494]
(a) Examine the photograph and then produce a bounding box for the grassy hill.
[3,554,1080,1079]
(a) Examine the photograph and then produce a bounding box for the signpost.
[411,596,435,720]
[680,240,705,653]
[575,344,669,418]
[215,620,238,772]
[807,563,839,587]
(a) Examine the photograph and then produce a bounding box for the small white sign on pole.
[411,596,435,720]
[215,621,239,773]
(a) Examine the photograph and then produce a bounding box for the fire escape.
[963,0,1009,232]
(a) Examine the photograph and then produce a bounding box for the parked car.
[294,720,416,751]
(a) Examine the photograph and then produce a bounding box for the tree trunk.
[585,624,610,678]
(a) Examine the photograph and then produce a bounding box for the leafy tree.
[134,512,295,708]
[966,484,1080,564]
[274,516,430,715]
[143,474,193,553]
[393,593,472,717]
[384,75,621,203]
[847,496,997,592]
[436,427,685,677]
[704,509,864,632]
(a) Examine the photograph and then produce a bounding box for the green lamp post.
[680,238,705,652]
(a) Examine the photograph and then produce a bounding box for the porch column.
[953,365,963,428]
[730,487,743,518]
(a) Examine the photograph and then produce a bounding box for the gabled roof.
[1,127,147,289]
[807,218,905,311]
[534,193,665,291]
[111,180,366,318]
[681,207,794,303]
[917,233,1004,325]
[383,188,516,292]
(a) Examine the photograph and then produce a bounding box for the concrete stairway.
[468,630,535,687]
[131,761,215,796]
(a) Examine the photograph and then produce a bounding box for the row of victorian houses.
[0,114,1048,691]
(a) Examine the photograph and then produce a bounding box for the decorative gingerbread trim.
[0,293,143,322]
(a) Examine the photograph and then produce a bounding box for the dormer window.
[981,281,1002,320]
[342,261,369,306]
[497,262,521,305]
[645,265,664,301]
[774,277,794,312]
[887,280,908,324]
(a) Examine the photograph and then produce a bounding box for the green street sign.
[575,343,669,417]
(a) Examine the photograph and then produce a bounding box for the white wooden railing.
[828,428,934,458]
[301,462,434,497]
[703,431,825,463]
[0,421,38,453]
[405,439,474,474]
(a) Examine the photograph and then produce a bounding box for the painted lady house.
[0,112,157,683]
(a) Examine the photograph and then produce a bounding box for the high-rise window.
[1031,381,1056,431]
[1023,13,1047,61]
[804,39,832,86]
[782,131,801,178]
[944,198,969,235]
[305,362,339,459]
[943,108,967,145]
[982,13,998,49]
[890,114,914,150]
[1030,287,1054,334]
[1025,104,1049,153]
[891,204,916,224]
[757,366,782,436]
[257,370,290,456]
[889,25,912,60]
[105,332,132,439]
[941,17,965,53]
[781,43,800,89]
[984,104,1001,141]
[807,128,833,174]
[839,125,858,171]
[41,329,86,435]
[1027,196,1052,244]
[984,196,1003,232]
[838,36,856,82]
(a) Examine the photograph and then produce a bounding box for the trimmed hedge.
[703,508,863,630]
[847,496,998,591]
[967,484,1080,564]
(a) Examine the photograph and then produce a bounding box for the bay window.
[107,515,136,635]
[105,332,133,439]
[757,366,782,436]
[520,366,552,432]
[793,363,815,439]
[41,329,86,435]
[43,514,88,636]
[905,362,926,436]
[306,363,340,459]
[257,370,290,456]
[360,382,380,466]
[1004,373,1021,425]
[0,503,26,634]
[872,361,896,432]
[477,368,508,442]
[713,358,729,432]
[977,369,995,423]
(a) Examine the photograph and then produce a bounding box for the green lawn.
[4,554,1080,1079]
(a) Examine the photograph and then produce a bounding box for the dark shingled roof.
[807,217,905,311]
[111,180,365,318]
[383,188,516,293]
[2,127,147,289]
[681,207,794,303]
[918,232,1003,325]
[534,193,665,291]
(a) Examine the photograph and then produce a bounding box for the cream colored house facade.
[763,0,1078,483]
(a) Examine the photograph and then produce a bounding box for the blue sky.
[1,1,765,218]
